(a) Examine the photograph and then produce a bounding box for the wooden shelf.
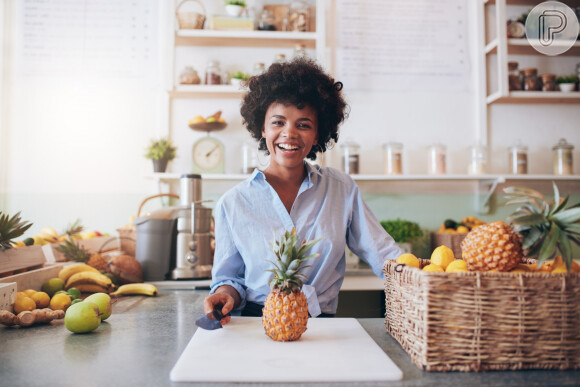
[507,39,580,56]
[485,0,580,6]
[170,85,246,98]
[487,91,580,104]
[175,29,318,48]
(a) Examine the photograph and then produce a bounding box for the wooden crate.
[0,282,17,311]
[0,263,66,292]
[0,245,45,277]
[44,236,119,263]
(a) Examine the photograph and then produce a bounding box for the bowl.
[189,122,227,131]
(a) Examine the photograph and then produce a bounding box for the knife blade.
[195,309,230,330]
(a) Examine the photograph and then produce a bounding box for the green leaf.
[537,224,560,262]
[552,208,580,224]
[508,213,547,226]
[521,227,543,249]
[551,195,570,216]
[557,232,573,272]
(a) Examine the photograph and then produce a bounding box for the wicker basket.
[383,258,580,372]
[176,0,206,30]
[431,231,467,259]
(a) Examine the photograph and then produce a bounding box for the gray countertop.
[1,289,579,387]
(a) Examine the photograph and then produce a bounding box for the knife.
[195,309,230,330]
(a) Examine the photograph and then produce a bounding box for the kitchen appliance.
[135,174,214,281]
[171,174,213,280]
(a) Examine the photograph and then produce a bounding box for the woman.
[204,57,402,325]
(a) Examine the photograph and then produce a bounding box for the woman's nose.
[281,123,298,137]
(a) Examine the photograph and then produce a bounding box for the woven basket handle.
[137,193,180,217]
[98,236,135,254]
[175,0,207,17]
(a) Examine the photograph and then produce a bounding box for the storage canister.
[468,145,487,175]
[340,140,360,174]
[428,143,447,175]
[552,138,574,176]
[541,74,556,91]
[508,141,528,174]
[508,62,521,91]
[204,60,222,85]
[383,142,403,175]
[523,68,541,91]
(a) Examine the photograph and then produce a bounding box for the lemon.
[31,291,51,308]
[396,253,420,268]
[445,260,468,272]
[423,264,444,272]
[50,293,72,312]
[431,245,455,270]
[22,289,37,297]
[206,117,217,123]
[456,226,469,233]
[189,116,204,124]
[13,296,36,314]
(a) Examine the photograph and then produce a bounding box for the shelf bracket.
[476,177,505,215]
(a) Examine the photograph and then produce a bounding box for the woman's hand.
[203,285,240,326]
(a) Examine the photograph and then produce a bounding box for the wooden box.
[0,245,45,277]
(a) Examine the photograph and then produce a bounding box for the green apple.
[84,292,112,321]
[41,278,65,297]
[65,301,101,333]
[67,288,81,300]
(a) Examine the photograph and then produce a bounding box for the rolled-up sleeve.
[210,197,248,313]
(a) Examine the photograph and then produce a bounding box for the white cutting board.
[170,317,403,383]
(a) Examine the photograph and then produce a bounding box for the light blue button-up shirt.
[210,162,402,316]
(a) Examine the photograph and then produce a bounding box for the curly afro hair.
[240,57,349,160]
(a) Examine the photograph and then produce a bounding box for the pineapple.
[262,228,321,342]
[504,184,580,272]
[0,211,33,250]
[63,219,84,240]
[461,221,523,272]
[55,238,109,271]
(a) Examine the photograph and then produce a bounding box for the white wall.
[1,0,579,238]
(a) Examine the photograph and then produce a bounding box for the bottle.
[508,141,528,174]
[273,53,286,64]
[468,145,487,175]
[340,140,360,174]
[293,43,307,58]
[241,140,259,174]
[382,142,403,175]
[204,60,222,85]
[552,138,574,176]
[288,1,310,32]
[427,143,447,175]
[252,62,265,76]
[523,68,541,91]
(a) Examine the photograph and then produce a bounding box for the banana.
[110,283,158,297]
[74,283,111,294]
[59,263,101,283]
[66,271,113,290]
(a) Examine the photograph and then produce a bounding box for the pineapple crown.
[0,211,33,250]
[63,219,84,238]
[55,238,91,262]
[266,228,321,293]
[505,183,580,271]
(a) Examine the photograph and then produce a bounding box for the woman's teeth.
[278,144,299,150]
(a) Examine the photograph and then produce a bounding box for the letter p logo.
[539,10,567,46]
[526,1,579,56]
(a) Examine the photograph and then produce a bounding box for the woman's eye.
[271,120,284,126]
[297,123,311,129]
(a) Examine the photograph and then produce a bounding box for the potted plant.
[230,71,250,89]
[380,218,423,253]
[144,137,177,173]
[225,0,246,17]
[556,75,578,92]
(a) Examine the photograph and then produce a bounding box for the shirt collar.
[251,161,322,185]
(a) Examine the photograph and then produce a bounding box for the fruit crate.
[44,236,119,263]
[0,263,66,292]
[0,245,46,277]
[383,258,580,372]
[0,282,17,311]
[430,231,467,259]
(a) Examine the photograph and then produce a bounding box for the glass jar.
[179,66,201,85]
[258,9,276,31]
[552,138,574,176]
[468,145,487,175]
[382,142,403,175]
[523,68,541,91]
[508,141,528,174]
[427,143,447,175]
[241,140,259,174]
[541,73,556,91]
[293,43,307,58]
[508,62,521,91]
[252,62,265,76]
[204,60,222,85]
[289,1,310,32]
[273,53,286,64]
[340,140,360,174]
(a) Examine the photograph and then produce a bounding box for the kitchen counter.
[1,289,579,387]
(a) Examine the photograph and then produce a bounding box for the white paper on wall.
[335,0,470,92]
[14,0,159,87]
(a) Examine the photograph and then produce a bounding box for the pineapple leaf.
[0,211,33,250]
[552,182,560,210]
[505,197,541,209]
[557,232,573,272]
[537,223,560,262]
[550,195,570,216]
[522,227,544,250]
[504,186,547,202]
[507,213,547,226]
[552,207,580,224]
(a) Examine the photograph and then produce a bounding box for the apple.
[65,301,101,333]
[84,292,112,321]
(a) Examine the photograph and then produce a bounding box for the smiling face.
[262,102,318,176]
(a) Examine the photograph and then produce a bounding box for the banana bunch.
[110,283,158,297]
[461,216,486,230]
[58,264,113,293]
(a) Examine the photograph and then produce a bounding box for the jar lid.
[382,142,403,150]
[507,62,518,71]
[523,68,537,76]
[207,60,220,66]
[340,139,360,149]
[508,143,528,152]
[552,138,574,150]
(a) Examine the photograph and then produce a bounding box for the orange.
[32,291,50,308]
[422,264,444,272]
[431,245,455,270]
[13,296,36,314]
[22,289,37,297]
[395,253,420,268]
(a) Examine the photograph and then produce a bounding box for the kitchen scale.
[189,121,227,174]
